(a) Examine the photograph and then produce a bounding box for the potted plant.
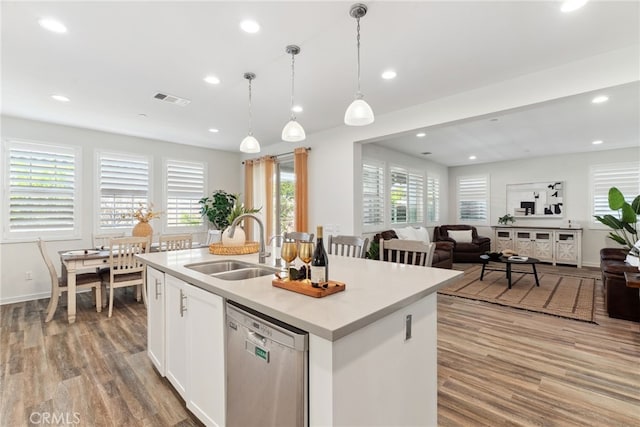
[594,187,640,266]
[498,214,515,226]
[199,190,237,230]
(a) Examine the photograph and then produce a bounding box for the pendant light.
[239,72,260,153]
[344,3,374,126]
[282,45,306,142]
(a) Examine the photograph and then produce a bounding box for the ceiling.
[2,1,639,162]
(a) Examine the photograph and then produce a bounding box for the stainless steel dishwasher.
[226,300,308,427]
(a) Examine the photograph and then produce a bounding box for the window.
[3,140,80,239]
[591,162,640,223]
[166,160,205,228]
[362,160,385,227]
[426,174,440,223]
[390,166,424,224]
[457,175,488,223]
[98,152,149,230]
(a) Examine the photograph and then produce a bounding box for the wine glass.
[298,241,314,283]
[281,240,297,280]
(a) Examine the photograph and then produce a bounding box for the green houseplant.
[199,190,237,230]
[594,187,640,250]
[498,214,515,225]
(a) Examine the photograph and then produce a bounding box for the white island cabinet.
[146,266,165,374]
[165,274,225,427]
[141,249,462,427]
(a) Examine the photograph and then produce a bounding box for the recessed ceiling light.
[240,20,260,33]
[292,105,303,113]
[561,0,588,13]
[51,94,70,102]
[591,95,609,104]
[416,132,426,138]
[592,140,603,145]
[469,155,477,160]
[208,128,220,133]
[381,70,397,80]
[204,75,221,85]
[38,18,67,33]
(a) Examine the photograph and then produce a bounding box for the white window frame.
[95,151,151,233]
[389,164,424,226]
[457,174,489,225]
[589,162,640,229]
[2,139,82,242]
[163,158,207,233]
[362,159,386,232]
[426,173,440,224]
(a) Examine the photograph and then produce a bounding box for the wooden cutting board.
[272,278,346,298]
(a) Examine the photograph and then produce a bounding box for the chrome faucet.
[228,214,270,264]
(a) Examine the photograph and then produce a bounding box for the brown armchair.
[600,248,640,322]
[433,225,491,263]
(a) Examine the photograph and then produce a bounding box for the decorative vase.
[222,227,245,246]
[132,221,153,240]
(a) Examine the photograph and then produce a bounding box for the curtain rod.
[242,147,311,164]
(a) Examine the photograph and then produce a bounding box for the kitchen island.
[139,248,463,427]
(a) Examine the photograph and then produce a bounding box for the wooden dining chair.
[379,239,436,267]
[103,236,150,318]
[92,232,125,249]
[158,233,193,251]
[328,235,369,258]
[37,239,103,322]
[284,231,314,242]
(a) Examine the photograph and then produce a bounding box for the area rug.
[439,265,596,323]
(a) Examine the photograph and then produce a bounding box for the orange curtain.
[243,160,254,239]
[294,147,309,233]
[264,156,275,239]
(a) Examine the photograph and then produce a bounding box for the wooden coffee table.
[479,255,541,289]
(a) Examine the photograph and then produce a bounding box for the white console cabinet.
[493,226,582,267]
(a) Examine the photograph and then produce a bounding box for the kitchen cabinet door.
[147,266,165,375]
[165,274,188,398]
[184,285,225,427]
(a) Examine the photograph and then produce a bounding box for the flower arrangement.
[123,202,162,223]
[498,214,515,225]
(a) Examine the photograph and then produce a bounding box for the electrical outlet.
[25,271,33,280]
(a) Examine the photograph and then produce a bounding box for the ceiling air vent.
[153,92,191,106]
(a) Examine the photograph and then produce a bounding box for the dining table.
[58,249,111,323]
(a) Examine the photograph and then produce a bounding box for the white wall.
[448,147,640,267]
[0,116,241,304]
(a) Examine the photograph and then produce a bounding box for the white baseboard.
[1,291,51,306]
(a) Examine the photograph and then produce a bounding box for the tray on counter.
[272,278,346,298]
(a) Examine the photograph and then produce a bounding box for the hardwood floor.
[1,269,638,426]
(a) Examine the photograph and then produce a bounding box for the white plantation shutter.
[591,162,640,221]
[5,141,79,237]
[166,160,205,228]
[390,166,424,224]
[427,174,440,223]
[99,153,149,229]
[362,160,385,227]
[458,175,488,223]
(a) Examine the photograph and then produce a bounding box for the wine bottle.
[311,225,329,287]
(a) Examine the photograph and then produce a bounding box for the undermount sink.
[184,260,279,281]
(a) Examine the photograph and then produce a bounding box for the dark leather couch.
[600,248,640,322]
[373,230,453,269]
[433,225,491,263]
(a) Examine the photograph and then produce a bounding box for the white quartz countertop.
[138,248,463,341]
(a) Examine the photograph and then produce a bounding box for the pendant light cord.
[290,52,296,120]
[356,16,362,97]
[248,77,253,135]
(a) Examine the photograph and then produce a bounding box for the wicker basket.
[209,241,259,255]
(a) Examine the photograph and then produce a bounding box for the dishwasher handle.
[248,330,267,346]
